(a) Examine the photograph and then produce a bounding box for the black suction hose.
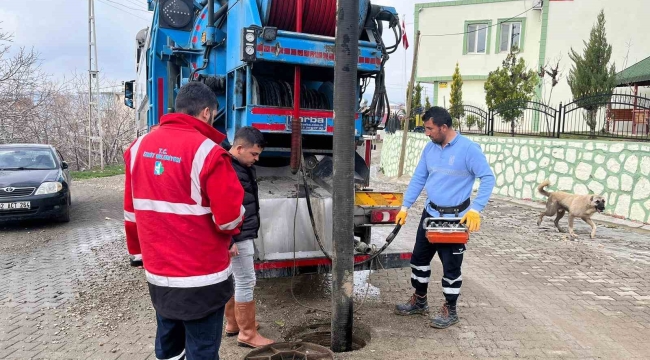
[208,0,214,31]
[213,3,228,26]
[300,164,403,266]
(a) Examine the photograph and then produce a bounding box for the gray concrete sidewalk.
[2,172,650,359]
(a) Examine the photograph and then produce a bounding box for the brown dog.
[536,180,606,239]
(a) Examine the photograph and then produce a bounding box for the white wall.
[543,0,650,103]
[436,80,488,108]
[416,0,542,107]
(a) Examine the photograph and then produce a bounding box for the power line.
[102,0,150,12]
[421,3,537,37]
[119,0,149,9]
[96,0,151,21]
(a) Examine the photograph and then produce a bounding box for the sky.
[0,0,444,102]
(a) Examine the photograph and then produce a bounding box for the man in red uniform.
[123,81,244,360]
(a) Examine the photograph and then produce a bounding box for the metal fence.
[562,92,650,140]
[456,104,490,136]
[491,100,559,138]
[446,90,650,141]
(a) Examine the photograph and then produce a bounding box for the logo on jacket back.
[154,161,164,176]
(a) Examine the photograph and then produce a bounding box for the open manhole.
[244,342,334,360]
[284,321,371,352]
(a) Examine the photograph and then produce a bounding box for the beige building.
[415,0,650,110]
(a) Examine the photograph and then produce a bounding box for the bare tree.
[54,73,135,170]
[0,27,52,144]
[1,28,135,171]
[538,56,563,135]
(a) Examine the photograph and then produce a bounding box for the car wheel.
[58,197,71,223]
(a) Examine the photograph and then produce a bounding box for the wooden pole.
[397,31,421,178]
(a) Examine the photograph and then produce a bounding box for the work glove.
[395,206,408,225]
[460,209,481,232]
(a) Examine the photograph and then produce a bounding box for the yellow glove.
[460,209,481,232]
[395,206,408,225]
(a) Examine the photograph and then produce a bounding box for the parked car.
[0,144,71,223]
[412,126,425,133]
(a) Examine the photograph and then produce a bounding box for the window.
[500,22,522,52]
[467,23,488,54]
[496,17,527,53]
[0,148,57,170]
[463,20,492,55]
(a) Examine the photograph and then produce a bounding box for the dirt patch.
[59,238,152,339]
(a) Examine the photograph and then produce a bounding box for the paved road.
[1,173,650,359]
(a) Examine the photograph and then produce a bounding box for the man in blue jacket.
[394,106,495,329]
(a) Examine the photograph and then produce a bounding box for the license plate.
[0,202,31,210]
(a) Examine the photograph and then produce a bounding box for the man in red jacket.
[123,81,244,360]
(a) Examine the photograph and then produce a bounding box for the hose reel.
[251,76,332,110]
[263,0,370,37]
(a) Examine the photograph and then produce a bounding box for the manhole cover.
[244,341,334,360]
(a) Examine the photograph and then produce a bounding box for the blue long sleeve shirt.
[402,134,495,217]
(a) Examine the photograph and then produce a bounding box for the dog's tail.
[537,179,552,197]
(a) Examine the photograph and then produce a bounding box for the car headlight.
[35,182,63,195]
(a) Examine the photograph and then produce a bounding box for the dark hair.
[174,81,219,117]
[422,106,452,127]
[233,126,266,148]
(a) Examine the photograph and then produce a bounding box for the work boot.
[224,297,239,336]
[235,301,274,348]
[394,293,429,315]
[225,297,260,337]
[430,302,459,329]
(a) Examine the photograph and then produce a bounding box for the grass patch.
[71,165,125,180]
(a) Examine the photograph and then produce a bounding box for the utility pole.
[403,14,407,88]
[331,0,359,353]
[88,0,104,170]
[397,31,420,178]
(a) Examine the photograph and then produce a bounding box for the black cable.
[300,164,333,260]
[102,0,150,12]
[96,0,151,21]
[188,45,213,81]
[378,12,401,55]
[354,224,401,266]
[212,3,228,26]
[120,0,148,9]
[364,11,402,127]
[299,154,403,267]
[226,0,240,15]
[291,172,329,314]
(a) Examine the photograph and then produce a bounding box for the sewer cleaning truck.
[124,0,412,278]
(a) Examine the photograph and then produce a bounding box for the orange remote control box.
[423,217,469,245]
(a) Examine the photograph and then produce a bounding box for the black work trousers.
[410,210,465,305]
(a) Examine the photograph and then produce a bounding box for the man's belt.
[429,198,471,216]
